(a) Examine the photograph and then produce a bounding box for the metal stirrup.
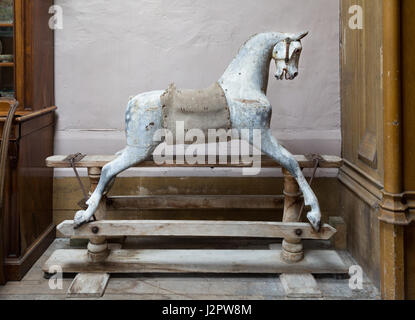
[64,153,96,221]
[297,154,324,220]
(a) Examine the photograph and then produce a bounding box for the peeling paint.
[74,32,322,232]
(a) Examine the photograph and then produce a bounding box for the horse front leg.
[258,130,321,231]
[73,145,153,228]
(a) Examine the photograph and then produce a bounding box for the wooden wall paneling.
[380,222,405,299]
[405,223,415,299]
[401,0,415,300]
[341,0,415,299]
[340,183,380,285]
[341,0,384,182]
[339,0,384,290]
[362,0,383,174]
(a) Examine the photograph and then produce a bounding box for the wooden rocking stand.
[43,154,347,297]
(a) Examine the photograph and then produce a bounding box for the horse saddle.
[161,82,231,143]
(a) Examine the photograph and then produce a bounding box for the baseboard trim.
[338,160,383,207]
[4,224,56,281]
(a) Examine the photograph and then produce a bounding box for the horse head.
[273,31,308,80]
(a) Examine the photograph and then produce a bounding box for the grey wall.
[54,0,340,176]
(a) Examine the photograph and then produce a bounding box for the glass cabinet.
[0,0,14,99]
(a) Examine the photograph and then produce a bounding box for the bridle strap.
[285,38,291,63]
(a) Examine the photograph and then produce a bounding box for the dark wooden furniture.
[0,0,56,283]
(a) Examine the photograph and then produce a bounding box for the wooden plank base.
[67,273,110,298]
[280,273,322,299]
[58,220,337,241]
[47,154,343,169]
[42,247,348,275]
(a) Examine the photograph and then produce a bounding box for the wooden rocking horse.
[72,31,323,232]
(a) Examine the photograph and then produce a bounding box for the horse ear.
[293,31,309,41]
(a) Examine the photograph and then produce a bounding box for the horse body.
[74,31,321,231]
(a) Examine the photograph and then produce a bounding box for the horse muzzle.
[275,70,298,80]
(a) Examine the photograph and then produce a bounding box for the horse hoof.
[307,211,321,232]
[73,210,88,229]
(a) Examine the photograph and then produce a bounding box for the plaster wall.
[54,0,340,176]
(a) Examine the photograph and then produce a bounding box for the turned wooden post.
[281,168,304,262]
[88,167,101,195]
[87,167,109,262]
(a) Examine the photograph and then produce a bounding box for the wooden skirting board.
[43,246,347,275]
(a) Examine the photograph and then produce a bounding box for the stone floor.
[0,238,381,300]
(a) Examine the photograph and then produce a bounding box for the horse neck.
[219,33,283,95]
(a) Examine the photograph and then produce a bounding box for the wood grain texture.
[42,247,348,274]
[340,0,384,183]
[52,176,342,232]
[329,216,347,250]
[340,184,380,290]
[402,0,415,192]
[339,0,384,294]
[401,0,415,300]
[405,222,415,299]
[107,195,284,210]
[0,0,56,282]
[281,168,303,262]
[57,220,337,240]
[46,154,343,169]
[280,273,322,298]
[380,221,405,300]
[67,273,110,298]
[0,239,381,300]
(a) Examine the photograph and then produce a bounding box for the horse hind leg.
[74,92,164,228]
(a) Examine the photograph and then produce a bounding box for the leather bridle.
[284,38,292,63]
